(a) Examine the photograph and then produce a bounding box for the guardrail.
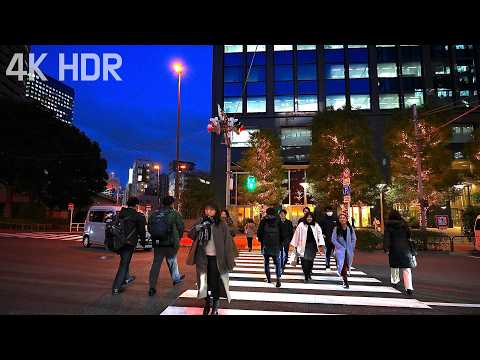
[0,222,57,232]
[69,223,85,232]
[410,232,474,252]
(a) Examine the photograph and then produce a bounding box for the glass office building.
[211,44,480,226]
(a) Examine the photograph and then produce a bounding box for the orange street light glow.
[153,164,160,170]
[173,62,183,74]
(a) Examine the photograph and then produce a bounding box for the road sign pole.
[69,208,73,232]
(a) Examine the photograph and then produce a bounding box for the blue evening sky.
[31,45,212,186]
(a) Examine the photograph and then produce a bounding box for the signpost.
[68,203,74,232]
[341,168,351,219]
[435,215,449,230]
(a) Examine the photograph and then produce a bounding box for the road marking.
[228,272,381,283]
[180,289,430,309]
[232,267,366,276]
[160,306,340,315]
[0,232,82,242]
[424,302,480,308]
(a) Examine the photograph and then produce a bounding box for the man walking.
[112,197,146,295]
[278,209,293,270]
[257,207,283,288]
[319,205,338,270]
[147,195,185,296]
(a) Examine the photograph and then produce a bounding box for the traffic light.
[246,175,257,192]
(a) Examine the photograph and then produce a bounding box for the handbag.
[289,250,299,267]
[411,255,418,269]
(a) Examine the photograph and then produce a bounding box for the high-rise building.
[0,45,29,101]
[25,73,75,124]
[168,160,196,197]
[211,44,480,226]
[127,159,167,208]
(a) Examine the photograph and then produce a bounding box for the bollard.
[450,236,454,252]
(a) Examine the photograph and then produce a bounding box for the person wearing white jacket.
[291,213,325,283]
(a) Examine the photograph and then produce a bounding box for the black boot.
[203,296,212,315]
[211,299,219,315]
[342,277,349,289]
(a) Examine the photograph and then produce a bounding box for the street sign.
[435,215,448,229]
[342,177,350,186]
[68,203,74,210]
[343,186,351,196]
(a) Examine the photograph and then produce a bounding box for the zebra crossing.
[0,232,83,242]
[161,250,432,315]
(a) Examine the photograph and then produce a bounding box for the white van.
[82,205,152,250]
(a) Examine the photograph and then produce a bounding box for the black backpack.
[149,209,174,247]
[105,215,136,253]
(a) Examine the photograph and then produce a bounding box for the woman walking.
[383,210,416,296]
[331,213,357,289]
[187,203,238,315]
[291,212,325,283]
[244,218,256,252]
[221,209,237,238]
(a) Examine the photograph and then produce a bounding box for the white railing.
[69,223,85,232]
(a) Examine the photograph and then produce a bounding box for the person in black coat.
[318,205,338,270]
[257,207,283,288]
[278,209,294,270]
[383,210,416,296]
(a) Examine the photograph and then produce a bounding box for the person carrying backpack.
[111,197,146,295]
[257,207,283,288]
[147,195,185,297]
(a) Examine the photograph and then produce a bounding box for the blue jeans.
[279,246,289,269]
[264,253,282,281]
[149,247,182,288]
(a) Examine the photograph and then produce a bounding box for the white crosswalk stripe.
[0,232,83,242]
[160,250,432,315]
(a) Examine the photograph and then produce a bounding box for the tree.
[0,98,108,217]
[384,107,462,211]
[180,172,214,219]
[309,110,382,207]
[238,129,286,207]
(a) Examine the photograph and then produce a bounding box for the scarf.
[198,216,214,247]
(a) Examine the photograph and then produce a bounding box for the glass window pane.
[378,78,399,93]
[247,66,265,82]
[232,129,258,147]
[274,51,294,64]
[224,45,243,53]
[275,81,294,95]
[324,49,344,63]
[326,79,346,95]
[281,128,312,146]
[433,63,450,75]
[376,47,397,62]
[298,80,317,94]
[224,53,243,66]
[297,64,317,80]
[404,91,424,107]
[275,65,293,81]
[348,48,368,62]
[224,66,243,82]
[247,97,266,113]
[275,96,294,112]
[350,95,370,110]
[247,52,266,65]
[377,62,398,77]
[402,62,422,77]
[349,63,369,78]
[348,45,367,48]
[325,64,345,79]
[247,82,265,96]
[297,95,318,111]
[379,94,399,109]
[297,45,316,50]
[224,97,242,113]
[247,45,266,52]
[224,83,243,97]
[297,50,316,64]
[326,95,346,110]
[349,79,370,94]
[324,45,343,49]
[274,45,293,51]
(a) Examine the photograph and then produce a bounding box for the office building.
[0,45,29,101]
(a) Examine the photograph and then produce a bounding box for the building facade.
[211,44,480,227]
[25,73,75,124]
[0,45,29,101]
[126,159,167,208]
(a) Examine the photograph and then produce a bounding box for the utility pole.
[412,104,428,247]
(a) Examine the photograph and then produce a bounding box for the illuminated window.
[246,45,266,52]
[297,45,316,50]
[297,95,318,111]
[348,45,367,48]
[326,95,346,110]
[404,91,424,107]
[350,95,370,110]
[402,62,422,77]
[275,96,294,112]
[379,94,399,109]
[231,129,258,147]
[324,45,343,49]
[274,45,293,51]
[281,128,312,146]
[325,64,345,79]
[377,62,398,77]
[224,45,243,53]
[247,97,266,113]
[224,97,242,113]
[349,63,369,78]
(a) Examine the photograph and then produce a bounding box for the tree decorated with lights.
[238,129,286,206]
[309,110,382,207]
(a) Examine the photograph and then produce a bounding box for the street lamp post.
[154,164,160,208]
[173,62,183,211]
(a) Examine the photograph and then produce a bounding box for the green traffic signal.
[246,175,257,192]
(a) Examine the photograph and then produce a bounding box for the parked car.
[82,205,152,251]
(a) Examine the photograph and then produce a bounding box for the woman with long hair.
[221,209,237,238]
[291,212,325,283]
[331,213,357,289]
[187,202,238,315]
[384,210,416,295]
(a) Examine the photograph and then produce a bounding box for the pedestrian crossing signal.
[246,176,257,192]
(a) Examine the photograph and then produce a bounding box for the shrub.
[355,228,383,251]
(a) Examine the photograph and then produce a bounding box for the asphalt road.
[0,233,479,315]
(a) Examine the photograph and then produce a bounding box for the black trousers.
[246,237,253,250]
[207,256,221,300]
[301,258,314,279]
[341,250,349,281]
[112,245,135,290]
[325,243,334,268]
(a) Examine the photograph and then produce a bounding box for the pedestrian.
[383,210,416,296]
[257,207,283,288]
[147,196,186,297]
[112,197,146,295]
[291,212,325,283]
[244,218,256,252]
[318,205,338,270]
[278,209,294,269]
[296,206,311,226]
[331,213,357,289]
[187,202,238,315]
[221,209,237,238]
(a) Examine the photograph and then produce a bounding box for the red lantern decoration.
[207,123,214,132]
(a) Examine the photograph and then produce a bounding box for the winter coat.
[147,207,184,251]
[257,215,283,256]
[118,207,146,247]
[319,214,338,246]
[187,218,238,302]
[290,222,325,258]
[331,225,356,276]
[244,222,256,238]
[279,219,294,246]
[225,218,237,238]
[383,220,416,268]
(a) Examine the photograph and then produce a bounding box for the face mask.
[326,211,333,216]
